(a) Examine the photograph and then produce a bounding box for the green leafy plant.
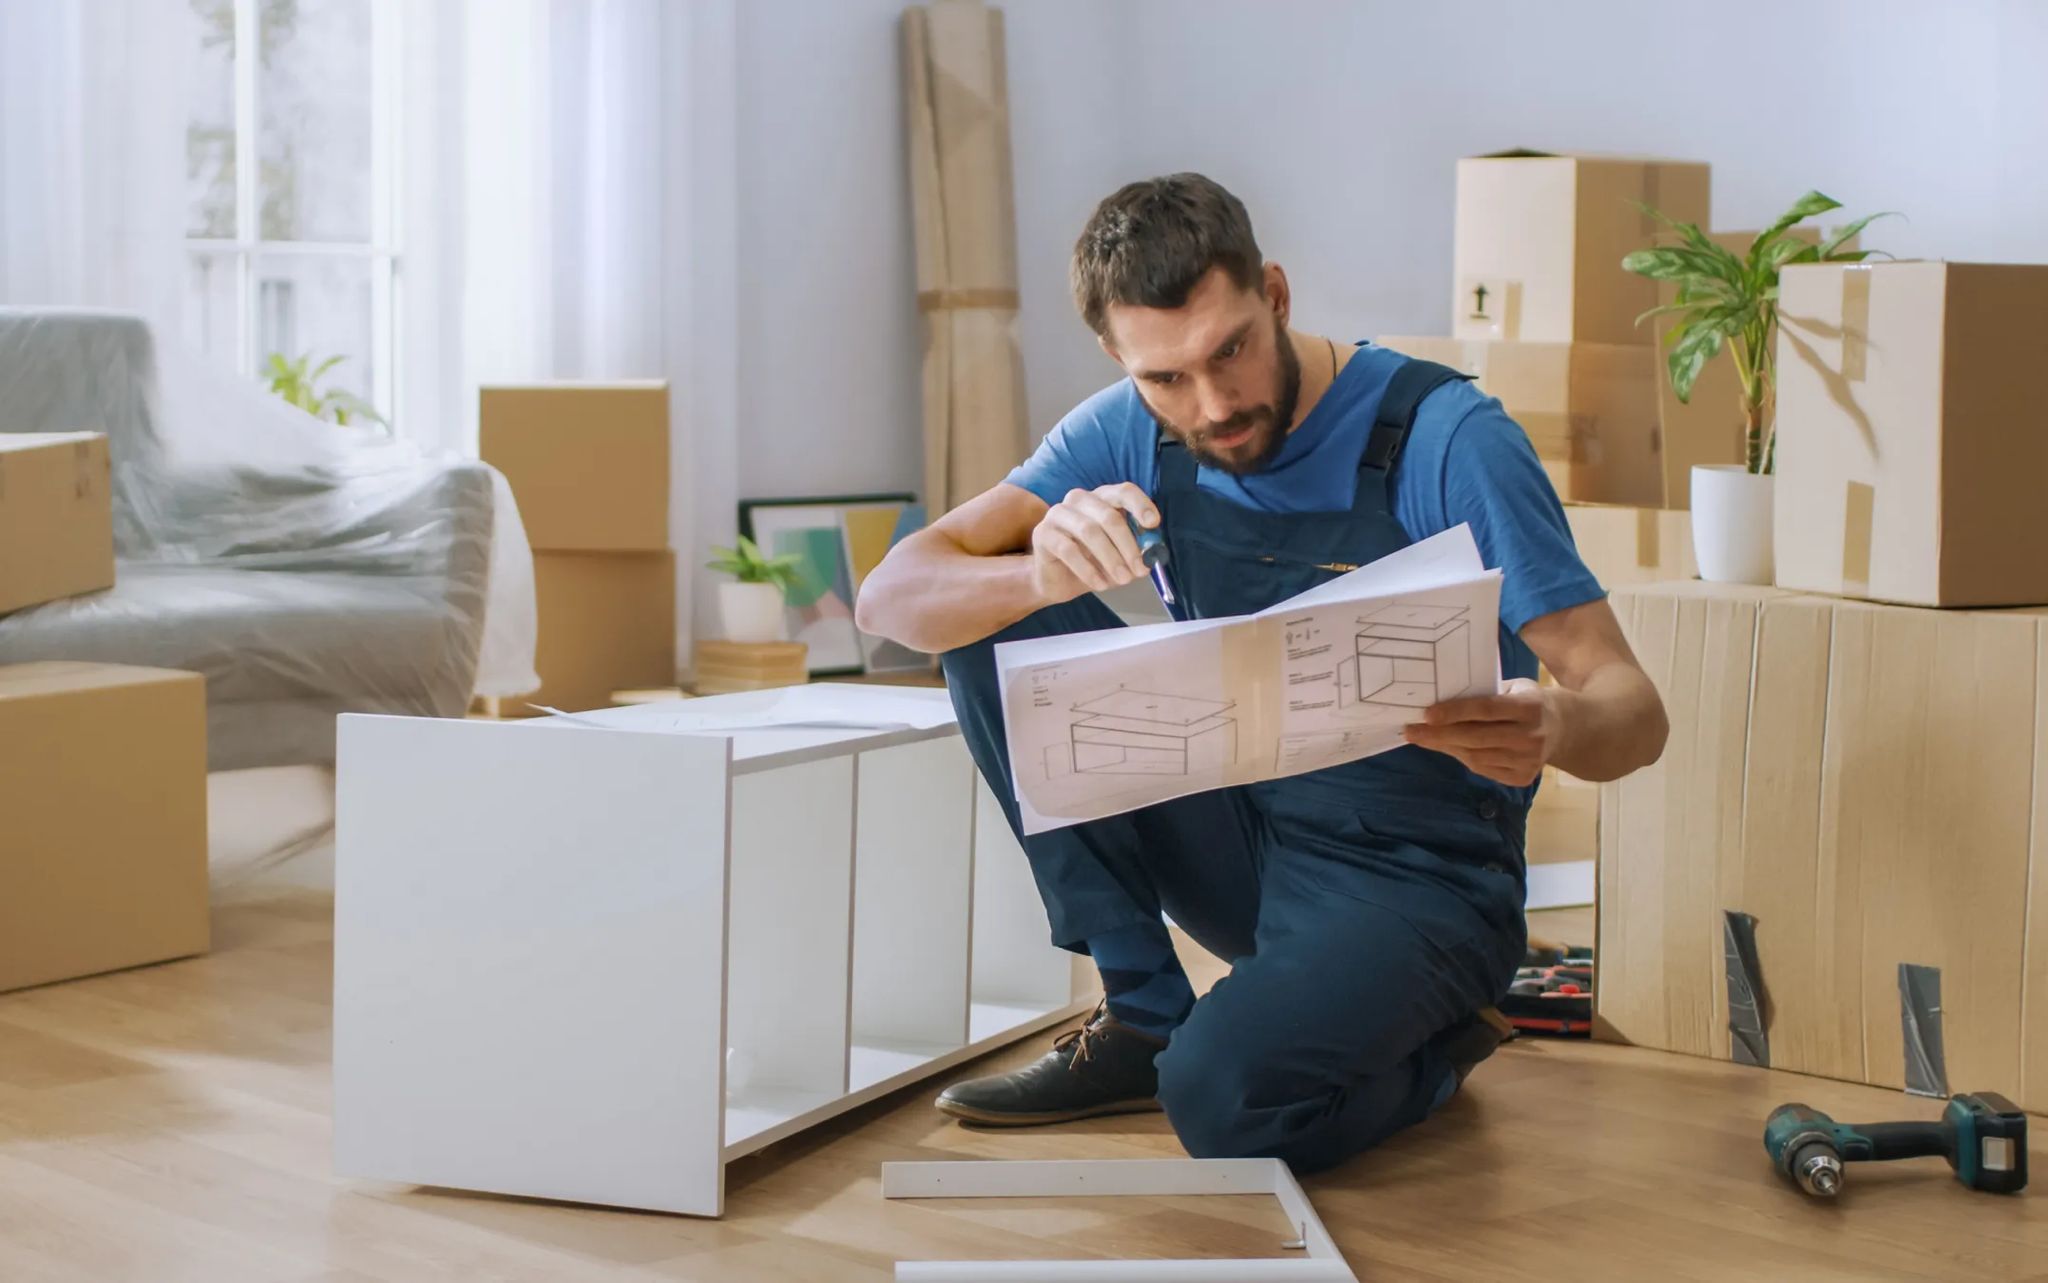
[264,352,388,431]
[706,535,803,594]
[1622,191,1891,474]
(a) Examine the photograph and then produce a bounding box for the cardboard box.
[0,432,115,615]
[1564,503,1696,588]
[1774,261,2048,607]
[1452,151,1709,346]
[523,551,677,713]
[479,384,670,552]
[1597,581,2048,1112]
[0,662,208,992]
[1374,337,1660,505]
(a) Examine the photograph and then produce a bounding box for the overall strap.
[1362,357,1472,472]
[1156,433,1199,493]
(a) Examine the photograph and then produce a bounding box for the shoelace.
[1053,1001,1112,1072]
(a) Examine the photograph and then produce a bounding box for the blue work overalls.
[941,358,1529,1173]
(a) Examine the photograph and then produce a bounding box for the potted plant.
[265,352,388,431]
[1623,192,1887,584]
[705,536,801,643]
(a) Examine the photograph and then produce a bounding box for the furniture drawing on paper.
[1339,604,1470,711]
[882,1158,1357,1281]
[1059,687,1238,778]
[333,684,1097,1217]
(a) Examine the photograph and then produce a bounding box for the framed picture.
[739,494,928,676]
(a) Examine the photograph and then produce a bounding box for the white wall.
[710,0,2048,513]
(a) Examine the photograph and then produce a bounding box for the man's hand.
[1404,678,1560,787]
[1030,483,1160,605]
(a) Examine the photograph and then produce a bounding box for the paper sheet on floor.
[995,526,1502,833]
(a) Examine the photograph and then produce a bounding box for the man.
[855,173,1666,1174]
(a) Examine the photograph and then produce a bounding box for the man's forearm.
[1545,662,1669,782]
[854,531,1050,655]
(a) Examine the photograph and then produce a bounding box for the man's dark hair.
[1070,173,1263,338]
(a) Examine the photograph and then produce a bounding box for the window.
[184,0,399,427]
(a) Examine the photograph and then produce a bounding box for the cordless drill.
[1764,1093,2028,1197]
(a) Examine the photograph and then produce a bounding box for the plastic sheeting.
[0,308,538,770]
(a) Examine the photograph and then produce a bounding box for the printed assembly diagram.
[994,524,1502,833]
[1044,687,1239,779]
[1337,603,1471,712]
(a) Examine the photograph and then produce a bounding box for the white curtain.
[399,0,669,456]
[0,0,191,330]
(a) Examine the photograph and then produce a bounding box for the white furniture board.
[333,715,732,1215]
[336,686,1103,1216]
[853,736,974,1049]
[725,998,1091,1163]
[970,781,1076,1010]
[728,757,855,1097]
[882,1159,1355,1282]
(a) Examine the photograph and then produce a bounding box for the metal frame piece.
[881,1159,1357,1281]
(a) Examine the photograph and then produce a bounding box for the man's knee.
[1156,1022,1419,1170]
[1156,1029,1317,1161]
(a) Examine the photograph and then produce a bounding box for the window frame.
[183,0,403,425]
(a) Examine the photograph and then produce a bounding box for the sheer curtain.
[399,0,669,456]
[0,0,191,329]
[403,0,736,663]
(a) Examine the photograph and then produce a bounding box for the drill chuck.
[1791,1142,1843,1197]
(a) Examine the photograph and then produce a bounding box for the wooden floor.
[1,886,2043,1281]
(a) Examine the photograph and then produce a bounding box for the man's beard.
[1152,319,1302,477]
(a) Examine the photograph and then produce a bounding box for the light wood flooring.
[2,881,2043,1281]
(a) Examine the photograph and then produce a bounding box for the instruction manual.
[996,525,1502,833]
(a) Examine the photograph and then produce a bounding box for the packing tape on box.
[1842,480,1875,596]
[1898,962,1949,1099]
[1840,265,1872,383]
[1635,507,1660,569]
[1638,165,1662,239]
[916,287,1021,313]
[1722,909,1769,1068]
[73,440,94,499]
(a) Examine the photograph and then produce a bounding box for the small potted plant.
[705,536,801,643]
[1623,192,1887,584]
[265,352,388,432]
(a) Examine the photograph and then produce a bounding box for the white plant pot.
[717,581,787,643]
[1690,464,1774,585]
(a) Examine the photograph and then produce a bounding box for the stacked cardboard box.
[0,432,115,615]
[1774,260,2048,608]
[1,662,208,992]
[1380,150,1711,508]
[480,384,677,714]
[1373,339,1659,503]
[1596,580,2048,1113]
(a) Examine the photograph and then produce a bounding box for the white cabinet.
[332,685,1096,1216]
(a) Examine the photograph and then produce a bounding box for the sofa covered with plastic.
[0,308,538,770]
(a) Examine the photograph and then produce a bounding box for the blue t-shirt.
[1004,342,1605,682]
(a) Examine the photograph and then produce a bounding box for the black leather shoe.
[935,1006,1167,1126]
[1438,1006,1516,1083]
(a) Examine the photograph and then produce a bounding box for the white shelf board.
[722,997,1097,1164]
[969,1000,1071,1046]
[850,1038,963,1092]
[725,1086,843,1148]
